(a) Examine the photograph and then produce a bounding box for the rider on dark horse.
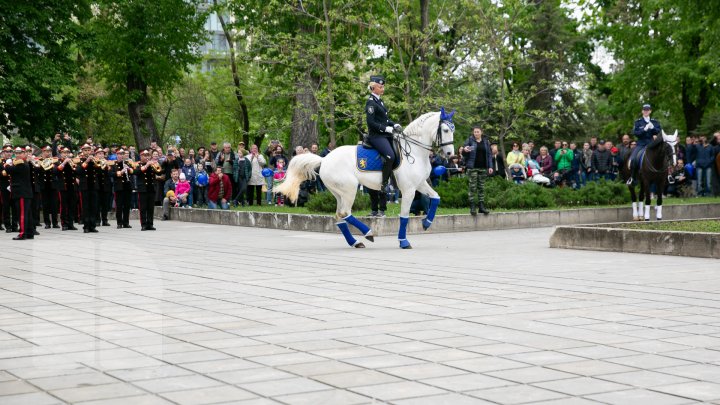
[366,75,403,190]
[627,103,664,185]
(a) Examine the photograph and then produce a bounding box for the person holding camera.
[461,126,493,216]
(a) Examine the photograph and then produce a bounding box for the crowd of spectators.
[46,129,720,218]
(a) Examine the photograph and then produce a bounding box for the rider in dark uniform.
[627,103,662,185]
[365,75,403,190]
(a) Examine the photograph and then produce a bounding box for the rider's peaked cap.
[642,103,652,110]
[369,75,385,85]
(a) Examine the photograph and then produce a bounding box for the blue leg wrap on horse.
[423,198,441,229]
[344,215,370,235]
[336,221,357,246]
[398,216,409,241]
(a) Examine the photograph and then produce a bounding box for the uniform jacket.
[95,165,113,192]
[633,117,662,145]
[75,159,98,191]
[114,161,134,192]
[35,164,57,191]
[365,94,396,138]
[135,163,160,193]
[56,162,76,191]
[5,161,33,198]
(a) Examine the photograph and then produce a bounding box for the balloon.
[684,163,695,177]
[433,165,447,176]
[262,168,273,177]
[197,173,209,186]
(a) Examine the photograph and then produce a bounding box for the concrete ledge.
[549,218,720,258]
[138,202,720,236]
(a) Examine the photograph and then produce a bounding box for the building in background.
[197,2,230,72]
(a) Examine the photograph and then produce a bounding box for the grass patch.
[219,195,720,216]
[618,220,720,233]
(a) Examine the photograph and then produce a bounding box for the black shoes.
[13,236,32,240]
[123,224,132,228]
[117,224,123,229]
[102,221,110,226]
[146,226,156,231]
[470,204,477,216]
[45,224,51,229]
[52,224,60,229]
[478,202,490,215]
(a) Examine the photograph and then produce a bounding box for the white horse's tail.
[274,153,322,202]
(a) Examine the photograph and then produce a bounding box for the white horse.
[276,109,456,249]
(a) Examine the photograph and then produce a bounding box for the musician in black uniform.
[136,150,159,231]
[76,144,99,233]
[4,147,34,240]
[1,144,14,232]
[94,149,113,226]
[26,146,42,233]
[366,75,403,189]
[56,147,79,231]
[35,146,60,228]
[114,149,134,229]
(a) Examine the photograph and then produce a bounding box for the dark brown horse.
[621,130,679,221]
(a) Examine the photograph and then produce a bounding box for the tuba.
[41,157,58,171]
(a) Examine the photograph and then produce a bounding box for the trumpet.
[94,158,115,169]
[151,160,162,172]
[123,159,137,169]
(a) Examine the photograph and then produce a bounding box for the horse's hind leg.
[396,185,415,249]
[629,185,639,221]
[329,187,365,248]
[656,185,663,220]
[416,181,441,231]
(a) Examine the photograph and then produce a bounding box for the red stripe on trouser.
[19,199,25,237]
[58,192,62,223]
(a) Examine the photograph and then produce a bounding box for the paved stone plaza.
[1,222,720,405]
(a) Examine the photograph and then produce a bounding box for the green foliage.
[436,176,630,210]
[306,191,371,214]
[0,1,91,143]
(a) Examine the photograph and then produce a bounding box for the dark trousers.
[247,185,262,205]
[115,189,132,226]
[59,190,76,227]
[41,188,59,226]
[233,179,247,203]
[138,191,155,228]
[80,190,98,230]
[97,191,112,223]
[1,188,14,229]
[14,197,33,238]
[32,192,41,226]
[368,188,387,212]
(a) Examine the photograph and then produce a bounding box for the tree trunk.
[322,0,336,147]
[681,79,708,135]
[213,0,251,145]
[419,0,430,97]
[291,74,319,148]
[127,74,157,150]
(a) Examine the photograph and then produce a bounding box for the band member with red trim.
[4,147,34,240]
[1,144,14,232]
[56,147,79,231]
[136,150,160,231]
[114,149,134,229]
[76,143,99,233]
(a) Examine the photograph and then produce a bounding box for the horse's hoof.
[401,244,413,249]
[422,219,431,230]
[365,235,375,242]
[354,243,365,248]
[644,218,650,222]
[657,218,662,221]
[399,240,412,249]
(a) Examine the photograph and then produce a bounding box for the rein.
[642,142,675,175]
[396,118,454,164]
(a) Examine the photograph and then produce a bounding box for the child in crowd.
[509,164,526,184]
[175,173,192,207]
[195,165,209,207]
[272,159,287,206]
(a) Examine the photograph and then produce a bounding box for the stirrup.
[667,175,675,184]
[626,177,633,185]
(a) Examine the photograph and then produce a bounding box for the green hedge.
[436,176,630,209]
[306,190,371,213]
[305,176,631,212]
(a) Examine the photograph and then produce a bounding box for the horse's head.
[662,130,679,166]
[438,107,456,157]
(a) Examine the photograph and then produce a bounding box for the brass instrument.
[94,158,115,169]
[40,157,58,171]
[13,158,25,165]
[124,159,137,169]
[151,160,162,172]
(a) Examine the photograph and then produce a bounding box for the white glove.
[645,123,653,131]
[5,159,11,165]
[385,126,394,134]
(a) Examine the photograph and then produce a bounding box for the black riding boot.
[381,157,393,189]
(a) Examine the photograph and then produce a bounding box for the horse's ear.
[673,129,678,137]
[440,106,446,118]
[449,109,456,119]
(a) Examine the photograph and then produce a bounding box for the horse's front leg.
[397,186,414,249]
[643,182,652,221]
[416,181,440,231]
[656,185,663,220]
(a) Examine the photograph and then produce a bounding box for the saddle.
[357,135,402,172]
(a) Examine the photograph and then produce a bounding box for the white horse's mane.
[403,111,440,139]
